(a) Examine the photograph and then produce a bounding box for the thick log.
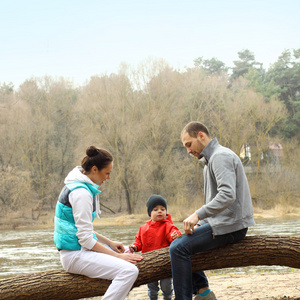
[0,236,299,300]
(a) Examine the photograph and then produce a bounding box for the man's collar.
[200,138,219,163]
[199,156,208,165]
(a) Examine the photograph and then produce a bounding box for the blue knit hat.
[146,194,167,217]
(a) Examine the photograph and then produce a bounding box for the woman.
[54,145,143,300]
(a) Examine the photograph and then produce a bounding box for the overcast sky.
[1,0,299,88]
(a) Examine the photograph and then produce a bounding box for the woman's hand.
[118,253,143,264]
[109,241,125,253]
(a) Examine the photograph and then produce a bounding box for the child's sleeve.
[132,227,143,252]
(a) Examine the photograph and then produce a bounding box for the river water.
[0,217,299,280]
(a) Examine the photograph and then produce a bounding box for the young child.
[128,194,181,300]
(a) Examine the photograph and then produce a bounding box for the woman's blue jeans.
[169,223,247,300]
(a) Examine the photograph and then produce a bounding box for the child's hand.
[129,244,138,252]
[171,231,181,240]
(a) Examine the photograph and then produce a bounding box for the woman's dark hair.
[81,146,113,172]
[181,121,210,138]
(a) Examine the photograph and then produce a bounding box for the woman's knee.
[126,263,139,279]
[115,263,139,284]
[133,264,139,277]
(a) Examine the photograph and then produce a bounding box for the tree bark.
[0,236,299,300]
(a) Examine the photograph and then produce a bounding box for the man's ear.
[197,131,205,141]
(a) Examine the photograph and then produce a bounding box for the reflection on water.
[0,217,299,279]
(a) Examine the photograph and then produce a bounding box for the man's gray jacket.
[195,138,255,235]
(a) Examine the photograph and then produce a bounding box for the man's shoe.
[194,290,217,300]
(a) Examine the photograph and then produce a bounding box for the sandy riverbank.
[82,271,300,300]
[125,272,300,300]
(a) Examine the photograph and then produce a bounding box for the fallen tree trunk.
[0,235,299,300]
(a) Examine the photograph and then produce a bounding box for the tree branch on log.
[0,236,299,300]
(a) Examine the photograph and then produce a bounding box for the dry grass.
[1,192,299,230]
[249,164,300,210]
[254,204,300,219]
[94,203,300,228]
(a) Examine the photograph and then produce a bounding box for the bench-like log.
[0,236,299,300]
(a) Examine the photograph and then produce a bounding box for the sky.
[0,0,299,89]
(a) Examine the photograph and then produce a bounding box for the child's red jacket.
[132,214,181,253]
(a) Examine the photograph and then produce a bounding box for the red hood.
[146,213,173,225]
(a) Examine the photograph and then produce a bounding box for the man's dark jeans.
[169,223,247,300]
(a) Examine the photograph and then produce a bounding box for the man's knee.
[169,240,176,255]
[169,238,182,256]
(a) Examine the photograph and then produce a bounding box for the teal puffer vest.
[54,182,100,250]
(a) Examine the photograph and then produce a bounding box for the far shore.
[94,205,300,227]
[1,205,300,230]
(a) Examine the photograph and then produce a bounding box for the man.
[169,121,255,300]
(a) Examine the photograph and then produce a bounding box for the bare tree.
[77,70,145,214]
[0,83,18,170]
[246,91,287,193]
[138,61,185,195]
[16,77,78,217]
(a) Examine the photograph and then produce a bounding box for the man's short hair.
[181,121,210,138]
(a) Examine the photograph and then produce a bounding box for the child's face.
[150,205,167,222]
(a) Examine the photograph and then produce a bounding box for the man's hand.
[183,213,200,235]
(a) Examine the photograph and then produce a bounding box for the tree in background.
[221,78,254,155]
[265,49,300,139]
[139,61,185,197]
[245,68,280,102]
[179,68,230,204]
[246,90,287,193]
[0,83,39,217]
[16,77,78,218]
[0,83,17,170]
[231,49,263,81]
[77,70,145,214]
[194,56,228,75]
[0,48,299,223]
